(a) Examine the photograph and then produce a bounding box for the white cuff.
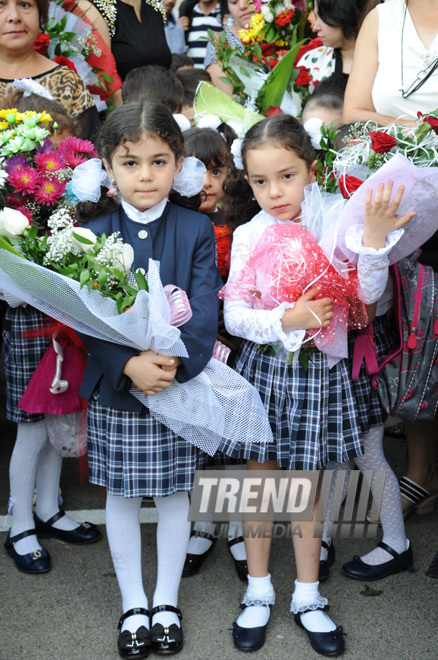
[345,225,404,257]
[271,302,306,352]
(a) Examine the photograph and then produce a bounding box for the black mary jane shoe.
[118,608,151,659]
[294,607,346,657]
[150,605,183,655]
[34,510,101,545]
[4,529,51,574]
[182,530,216,577]
[319,540,335,583]
[228,537,248,582]
[341,541,415,581]
[232,603,271,652]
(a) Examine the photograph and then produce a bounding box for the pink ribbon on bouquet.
[351,324,379,381]
[163,285,192,327]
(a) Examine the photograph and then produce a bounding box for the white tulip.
[114,243,135,272]
[71,227,98,252]
[0,207,29,239]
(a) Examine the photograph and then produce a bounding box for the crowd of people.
[1,0,438,658]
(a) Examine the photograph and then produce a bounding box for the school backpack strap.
[372,250,438,421]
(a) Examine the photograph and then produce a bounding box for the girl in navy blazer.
[76,101,222,658]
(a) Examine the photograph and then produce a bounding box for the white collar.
[121,197,168,224]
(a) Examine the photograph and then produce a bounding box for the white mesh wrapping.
[0,253,273,455]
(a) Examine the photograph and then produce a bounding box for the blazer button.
[138,229,148,239]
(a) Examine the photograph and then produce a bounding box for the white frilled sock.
[237,574,275,628]
[320,460,352,560]
[353,425,408,564]
[9,421,48,555]
[106,494,149,633]
[291,580,336,633]
[187,520,215,555]
[35,439,79,532]
[153,492,191,629]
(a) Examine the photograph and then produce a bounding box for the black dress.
[111,0,171,79]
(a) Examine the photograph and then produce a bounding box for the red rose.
[276,9,294,26]
[53,56,77,73]
[34,33,50,55]
[260,42,276,56]
[369,131,398,153]
[423,115,438,133]
[295,67,312,87]
[294,37,323,65]
[265,106,283,117]
[338,174,364,199]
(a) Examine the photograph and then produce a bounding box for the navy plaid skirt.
[3,306,52,423]
[348,313,399,434]
[223,341,364,470]
[87,387,209,497]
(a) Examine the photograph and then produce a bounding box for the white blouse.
[372,0,438,120]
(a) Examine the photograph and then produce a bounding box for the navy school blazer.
[78,202,223,412]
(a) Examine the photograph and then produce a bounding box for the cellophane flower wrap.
[220,196,368,363]
[322,113,438,264]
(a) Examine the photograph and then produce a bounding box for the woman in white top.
[344,0,438,126]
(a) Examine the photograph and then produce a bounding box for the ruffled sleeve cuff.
[345,225,404,257]
[271,302,306,352]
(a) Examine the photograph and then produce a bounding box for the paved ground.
[1,366,437,660]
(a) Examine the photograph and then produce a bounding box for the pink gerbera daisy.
[34,151,64,174]
[34,178,66,205]
[8,166,39,193]
[57,136,97,157]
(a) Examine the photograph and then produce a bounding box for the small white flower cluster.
[0,165,7,189]
[95,232,135,275]
[43,207,81,264]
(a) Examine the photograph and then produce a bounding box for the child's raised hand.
[281,287,334,332]
[123,350,178,396]
[363,181,416,250]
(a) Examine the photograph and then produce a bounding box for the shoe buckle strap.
[377,541,415,572]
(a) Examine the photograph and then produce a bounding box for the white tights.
[9,420,79,555]
[106,491,190,633]
[321,425,407,565]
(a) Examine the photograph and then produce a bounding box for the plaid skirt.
[348,313,399,434]
[87,387,209,497]
[223,341,364,470]
[2,306,52,423]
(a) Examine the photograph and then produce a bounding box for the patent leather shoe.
[118,607,151,659]
[150,605,183,655]
[182,530,216,577]
[227,537,248,582]
[319,540,335,582]
[232,604,270,652]
[35,510,101,545]
[342,541,415,581]
[294,607,346,656]
[4,529,51,574]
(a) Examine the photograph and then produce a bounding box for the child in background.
[3,90,101,579]
[182,123,248,581]
[121,65,185,112]
[221,114,414,656]
[176,68,212,125]
[76,101,223,658]
[302,89,344,129]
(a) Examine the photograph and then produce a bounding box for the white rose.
[0,207,29,239]
[261,5,274,22]
[114,243,135,273]
[71,227,98,252]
